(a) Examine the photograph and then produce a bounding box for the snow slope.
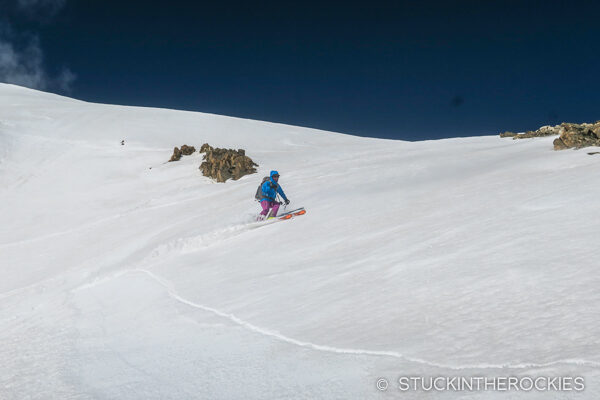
[0,83,599,399]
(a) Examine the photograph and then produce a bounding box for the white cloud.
[0,1,75,92]
[0,36,47,89]
[17,0,66,18]
[54,67,75,93]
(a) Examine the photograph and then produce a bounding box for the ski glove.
[285,199,290,205]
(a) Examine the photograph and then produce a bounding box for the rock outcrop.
[199,143,213,153]
[199,143,258,182]
[499,131,517,138]
[502,125,561,140]
[169,145,196,162]
[552,122,600,150]
[500,121,600,150]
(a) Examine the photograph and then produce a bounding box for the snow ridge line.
[131,268,600,372]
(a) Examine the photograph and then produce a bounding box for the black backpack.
[254,176,271,201]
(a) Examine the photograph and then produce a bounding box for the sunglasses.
[273,175,280,178]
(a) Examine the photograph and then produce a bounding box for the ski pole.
[277,193,286,210]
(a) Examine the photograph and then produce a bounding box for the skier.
[259,170,290,218]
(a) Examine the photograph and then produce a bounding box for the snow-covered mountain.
[1,83,599,399]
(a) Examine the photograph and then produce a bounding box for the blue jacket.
[261,170,288,203]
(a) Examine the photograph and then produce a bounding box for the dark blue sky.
[4,0,600,140]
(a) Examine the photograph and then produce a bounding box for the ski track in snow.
[147,218,280,257]
[75,268,600,373]
[0,194,218,249]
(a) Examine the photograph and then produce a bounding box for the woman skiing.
[260,170,290,218]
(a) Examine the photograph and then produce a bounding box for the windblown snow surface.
[0,83,599,399]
